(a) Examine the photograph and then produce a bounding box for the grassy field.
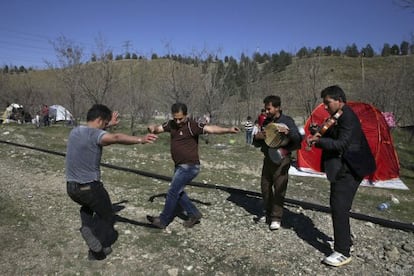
[0,120,413,225]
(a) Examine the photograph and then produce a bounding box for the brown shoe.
[183,213,202,228]
[146,215,166,229]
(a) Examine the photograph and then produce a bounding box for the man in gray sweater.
[66,104,157,260]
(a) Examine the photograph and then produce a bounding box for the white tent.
[49,105,73,122]
[1,103,24,123]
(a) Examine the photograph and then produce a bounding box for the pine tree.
[362,44,375,57]
[344,43,359,57]
[381,43,391,56]
[296,47,309,58]
[390,44,400,55]
[323,46,332,56]
[400,41,409,55]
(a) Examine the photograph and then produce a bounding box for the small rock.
[385,246,400,262]
[364,222,375,228]
[401,243,413,253]
[167,268,178,276]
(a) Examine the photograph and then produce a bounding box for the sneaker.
[103,246,112,256]
[146,215,166,229]
[88,249,106,261]
[323,251,352,267]
[80,226,102,252]
[253,215,267,224]
[269,221,281,230]
[183,213,202,228]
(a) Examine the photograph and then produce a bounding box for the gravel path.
[0,143,413,275]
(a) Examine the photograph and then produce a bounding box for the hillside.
[1,55,413,125]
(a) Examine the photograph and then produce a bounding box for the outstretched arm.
[100,133,158,146]
[203,125,240,134]
[147,124,165,134]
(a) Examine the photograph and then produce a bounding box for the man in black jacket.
[253,95,302,231]
[307,85,376,267]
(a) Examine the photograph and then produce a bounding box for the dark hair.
[247,116,252,120]
[261,109,265,112]
[171,102,187,115]
[86,104,112,122]
[263,95,281,107]
[320,85,347,103]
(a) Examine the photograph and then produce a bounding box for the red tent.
[297,102,400,182]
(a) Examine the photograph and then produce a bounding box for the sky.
[0,0,413,69]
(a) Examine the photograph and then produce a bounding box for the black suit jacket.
[315,105,376,181]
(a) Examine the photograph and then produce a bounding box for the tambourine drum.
[264,123,289,148]
[268,148,289,164]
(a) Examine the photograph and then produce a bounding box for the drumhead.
[264,123,289,148]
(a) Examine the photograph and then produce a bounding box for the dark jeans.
[67,181,116,248]
[43,115,50,126]
[160,164,201,226]
[330,163,361,257]
[246,130,253,144]
[260,156,291,222]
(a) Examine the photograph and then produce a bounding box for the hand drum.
[264,123,289,148]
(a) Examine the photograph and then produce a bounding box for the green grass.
[0,194,39,251]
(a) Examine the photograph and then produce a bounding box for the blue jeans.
[246,130,253,144]
[160,164,201,226]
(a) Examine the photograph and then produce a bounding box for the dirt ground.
[0,140,413,275]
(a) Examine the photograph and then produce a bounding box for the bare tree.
[17,76,44,116]
[50,34,120,118]
[48,35,85,122]
[0,73,10,108]
[294,53,323,122]
[190,47,232,122]
[198,59,228,122]
[79,34,119,105]
[394,0,414,11]
[123,59,157,131]
[363,57,414,127]
[155,42,201,111]
[238,53,260,117]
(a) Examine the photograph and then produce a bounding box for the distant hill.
[2,55,413,126]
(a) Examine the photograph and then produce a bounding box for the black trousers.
[329,163,361,257]
[67,181,116,248]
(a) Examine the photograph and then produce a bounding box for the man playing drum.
[253,95,302,230]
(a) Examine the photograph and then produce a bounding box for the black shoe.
[146,215,166,229]
[88,250,106,261]
[183,213,202,228]
[80,226,102,252]
[103,247,112,256]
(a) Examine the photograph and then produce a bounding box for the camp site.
[1,1,414,273]
[1,60,413,274]
[1,103,413,274]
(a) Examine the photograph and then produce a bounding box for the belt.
[67,181,98,191]
[79,184,92,191]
